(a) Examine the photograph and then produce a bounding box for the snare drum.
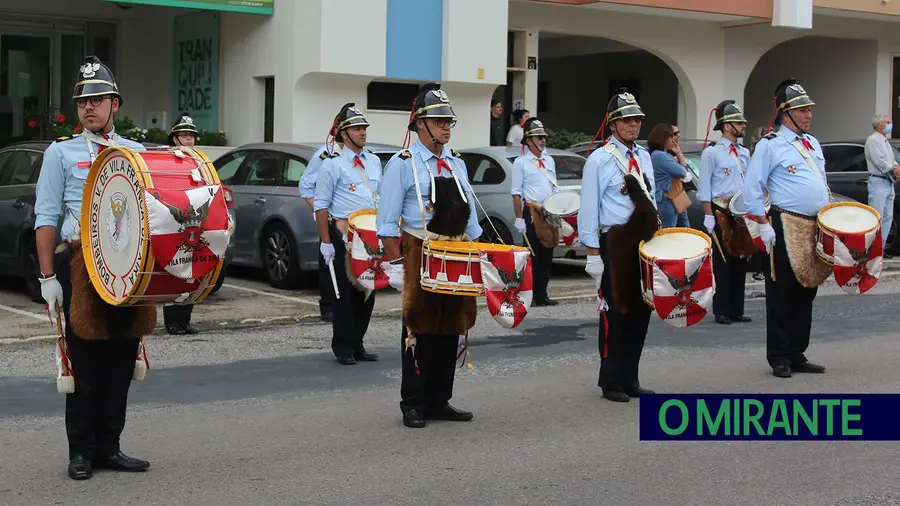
[542,191,580,219]
[421,241,530,296]
[638,228,714,328]
[345,209,390,291]
[727,188,771,222]
[81,146,232,306]
[816,202,881,265]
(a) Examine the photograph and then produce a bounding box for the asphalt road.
[2,279,900,505]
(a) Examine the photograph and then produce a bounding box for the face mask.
[886,123,893,134]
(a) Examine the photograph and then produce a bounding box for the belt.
[869,173,894,182]
[771,205,816,221]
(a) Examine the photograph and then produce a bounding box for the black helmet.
[521,117,547,145]
[408,88,457,131]
[713,100,747,131]
[335,103,370,131]
[606,88,644,122]
[775,78,814,114]
[72,55,123,106]
[167,112,199,145]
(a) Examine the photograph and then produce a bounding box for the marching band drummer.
[511,117,559,307]
[299,114,344,323]
[579,88,659,403]
[34,56,152,480]
[699,100,752,325]
[376,86,482,428]
[742,79,829,379]
[163,113,201,335]
[314,103,382,365]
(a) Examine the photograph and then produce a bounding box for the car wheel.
[261,222,302,289]
[22,239,43,304]
[479,218,514,246]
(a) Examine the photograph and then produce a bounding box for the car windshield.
[683,152,702,178]
[506,155,585,180]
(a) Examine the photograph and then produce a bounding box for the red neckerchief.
[352,155,364,169]
[436,158,451,175]
[729,144,738,157]
[801,137,814,151]
[627,150,641,175]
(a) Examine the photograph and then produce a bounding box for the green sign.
[173,11,219,131]
[105,0,273,15]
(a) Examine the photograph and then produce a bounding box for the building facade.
[1,0,899,149]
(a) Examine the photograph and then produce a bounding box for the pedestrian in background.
[506,109,530,146]
[648,123,692,228]
[865,114,898,257]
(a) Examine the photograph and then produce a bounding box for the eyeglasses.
[428,118,457,129]
[672,130,681,136]
[75,95,111,108]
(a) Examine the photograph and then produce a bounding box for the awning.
[102,0,273,15]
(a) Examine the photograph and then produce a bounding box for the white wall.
[442,0,508,85]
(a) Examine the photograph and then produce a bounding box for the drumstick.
[710,232,727,263]
[522,232,536,257]
[768,245,776,282]
[328,259,341,300]
[54,301,64,337]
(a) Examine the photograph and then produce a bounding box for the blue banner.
[639,394,900,441]
[173,11,219,132]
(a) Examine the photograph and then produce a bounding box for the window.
[367,81,436,112]
[213,150,248,184]
[244,152,282,186]
[822,145,865,173]
[263,77,274,142]
[283,156,307,185]
[464,154,505,185]
[0,151,13,183]
[1,150,41,185]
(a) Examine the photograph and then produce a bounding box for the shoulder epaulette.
[451,150,462,158]
[55,136,72,142]
[398,150,412,160]
[321,151,339,159]
[764,132,777,140]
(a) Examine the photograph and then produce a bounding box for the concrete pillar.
[510,29,539,114]
[876,39,893,120]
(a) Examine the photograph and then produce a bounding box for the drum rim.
[638,227,712,260]
[542,190,581,214]
[817,201,881,235]
[424,240,529,254]
[348,208,378,233]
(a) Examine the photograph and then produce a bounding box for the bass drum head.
[543,191,580,216]
[640,229,711,260]
[819,203,880,234]
[81,147,150,306]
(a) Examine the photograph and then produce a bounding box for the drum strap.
[727,146,745,178]
[348,155,379,207]
[604,143,653,202]
[82,130,120,163]
[784,133,833,203]
[531,156,561,191]
[409,155,433,244]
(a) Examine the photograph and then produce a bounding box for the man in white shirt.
[864,114,899,255]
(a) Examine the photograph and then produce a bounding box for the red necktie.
[98,134,110,154]
[729,145,738,157]
[801,137,814,151]
[353,155,364,169]
[627,151,641,174]
[537,159,545,169]
[436,158,451,175]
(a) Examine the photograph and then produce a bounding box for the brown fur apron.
[69,247,157,340]
[780,212,831,288]
[607,174,660,315]
[402,177,477,336]
[527,204,560,248]
[713,200,757,258]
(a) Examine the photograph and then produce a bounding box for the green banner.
[173,11,219,131]
[105,0,273,15]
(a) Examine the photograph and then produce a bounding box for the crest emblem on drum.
[80,62,100,78]
[481,250,533,329]
[107,193,130,252]
[157,191,213,252]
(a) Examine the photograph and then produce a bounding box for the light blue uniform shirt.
[698,138,750,202]
[376,141,482,240]
[313,148,381,219]
[511,151,558,203]
[299,143,341,199]
[34,132,145,241]
[577,136,657,249]
[743,125,829,217]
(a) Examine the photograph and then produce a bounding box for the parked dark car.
[0,140,234,303]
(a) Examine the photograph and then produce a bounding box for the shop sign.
[173,11,219,131]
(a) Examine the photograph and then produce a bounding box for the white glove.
[387,262,404,292]
[320,242,335,264]
[514,218,526,234]
[585,255,609,312]
[759,223,777,248]
[40,275,64,318]
[703,214,716,234]
[682,171,693,184]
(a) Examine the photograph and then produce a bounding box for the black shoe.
[94,451,149,472]
[715,315,732,325]
[752,272,765,281]
[320,311,333,323]
[730,316,752,323]
[181,323,199,335]
[337,356,356,365]
[425,404,474,421]
[403,409,426,428]
[791,361,826,374]
[534,297,559,307]
[625,386,655,398]
[166,324,186,335]
[772,365,792,378]
[354,350,379,362]
[602,390,630,402]
[68,455,93,480]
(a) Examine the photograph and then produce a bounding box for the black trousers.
[523,207,554,300]
[163,304,193,325]
[711,222,747,319]
[597,233,652,392]
[57,250,139,461]
[318,240,334,316]
[328,224,376,359]
[400,323,459,414]
[763,210,817,368]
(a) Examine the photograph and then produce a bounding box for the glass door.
[0,34,51,148]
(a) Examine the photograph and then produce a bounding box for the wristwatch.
[39,273,55,280]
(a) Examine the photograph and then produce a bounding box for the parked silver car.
[212,142,400,289]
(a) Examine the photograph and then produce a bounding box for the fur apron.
[401,177,477,336]
[528,204,560,248]
[607,174,660,315]
[714,204,758,259]
[69,247,157,340]
[780,212,832,288]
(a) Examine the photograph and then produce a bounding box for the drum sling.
[775,207,832,289]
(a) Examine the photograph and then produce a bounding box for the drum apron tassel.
[404,328,419,375]
[133,339,150,381]
[457,332,473,371]
[50,302,75,394]
[598,290,610,359]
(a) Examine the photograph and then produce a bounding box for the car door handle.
[13,200,24,209]
[254,197,267,205]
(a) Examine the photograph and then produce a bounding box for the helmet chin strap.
[88,104,115,136]
[423,121,445,145]
[785,110,807,136]
[342,130,364,152]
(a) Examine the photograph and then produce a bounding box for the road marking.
[0,303,49,322]
[221,283,320,307]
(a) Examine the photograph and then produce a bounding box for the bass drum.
[81,146,233,306]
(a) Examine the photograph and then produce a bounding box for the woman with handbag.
[649,123,692,228]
